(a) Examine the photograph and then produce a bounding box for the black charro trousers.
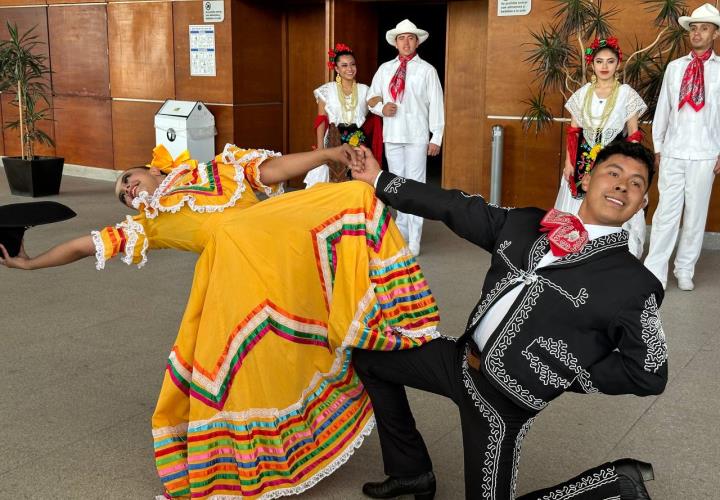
[353,337,626,500]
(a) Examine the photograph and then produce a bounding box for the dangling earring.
[335,74,342,84]
[614,72,620,83]
[591,74,597,85]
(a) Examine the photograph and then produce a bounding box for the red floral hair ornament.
[584,37,622,65]
[327,43,353,69]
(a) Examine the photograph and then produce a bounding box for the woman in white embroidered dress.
[304,43,378,187]
[557,37,648,258]
[0,144,439,499]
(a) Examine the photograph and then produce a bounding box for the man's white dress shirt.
[473,224,622,351]
[368,55,445,146]
[653,52,720,160]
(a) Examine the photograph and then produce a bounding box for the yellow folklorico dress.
[92,144,440,499]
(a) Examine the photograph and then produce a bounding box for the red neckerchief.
[388,53,417,103]
[679,49,713,112]
[540,209,589,257]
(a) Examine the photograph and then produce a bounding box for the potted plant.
[0,21,64,197]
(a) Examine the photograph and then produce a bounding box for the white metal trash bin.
[154,100,216,162]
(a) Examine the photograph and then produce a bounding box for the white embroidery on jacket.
[641,294,667,373]
[383,177,406,194]
[521,349,571,388]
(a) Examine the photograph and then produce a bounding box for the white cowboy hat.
[385,19,429,46]
[679,3,720,30]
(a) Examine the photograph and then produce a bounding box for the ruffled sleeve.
[565,85,587,125]
[91,215,149,270]
[313,82,332,104]
[623,84,648,121]
[219,144,284,197]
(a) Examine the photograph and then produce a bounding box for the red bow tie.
[540,209,589,257]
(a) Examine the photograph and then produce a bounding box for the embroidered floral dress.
[556,83,648,258]
[92,144,439,499]
[303,82,370,188]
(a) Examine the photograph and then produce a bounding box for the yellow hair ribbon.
[147,145,197,174]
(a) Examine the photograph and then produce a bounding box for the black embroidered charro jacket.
[375,172,668,411]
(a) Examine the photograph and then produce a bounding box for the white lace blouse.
[565,83,647,147]
[314,82,370,127]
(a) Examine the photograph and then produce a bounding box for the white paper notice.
[498,0,531,16]
[189,25,216,77]
[203,1,224,23]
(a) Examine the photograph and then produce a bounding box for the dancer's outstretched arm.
[259,144,360,185]
[0,235,94,270]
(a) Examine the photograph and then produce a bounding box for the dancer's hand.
[351,146,381,185]
[326,144,362,169]
[0,242,31,270]
[427,144,440,157]
[563,159,574,183]
[382,103,398,117]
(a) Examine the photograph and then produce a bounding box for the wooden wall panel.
[231,3,284,104]
[47,0,106,5]
[0,8,50,59]
[330,1,378,86]
[0,101,4,155]
[48,4,110,97]
[1,93,56,157]
[444,0,485,193]
[173,0,233,104]
[286,5,325,154]
[107,2,174,99]
[53,96,113,168]
[0,0,45,7]
[233,104,283,152]
[111,100,158,169]
[206,104,233,153]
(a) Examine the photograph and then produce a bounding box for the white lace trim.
[220,144,284,198]
[134,144,283,218]
[91,230,106,271]
[117,216,149,268]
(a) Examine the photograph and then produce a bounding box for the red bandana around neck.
[540,209,590,257]
[679,49,713,112]
[388,52,417,103]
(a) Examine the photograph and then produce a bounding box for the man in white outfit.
[645,3,720,291]
[368,19,445,256]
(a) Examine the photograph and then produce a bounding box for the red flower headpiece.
[584,37,622,65]
[327,43,353,69]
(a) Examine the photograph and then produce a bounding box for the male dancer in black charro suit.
[350,140,667,500]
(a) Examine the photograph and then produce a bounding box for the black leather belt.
[466,339,482,372]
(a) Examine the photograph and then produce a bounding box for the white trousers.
[644,156,717,285]
[385,143,427,252]
[555,177,646,259]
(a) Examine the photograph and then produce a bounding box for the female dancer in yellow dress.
[0,143,439,499]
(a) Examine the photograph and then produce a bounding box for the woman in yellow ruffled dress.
[0,144,440,499]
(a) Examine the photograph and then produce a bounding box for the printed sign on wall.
[189,25,216,77]
[203,1,224,23]
[498,0,531,16]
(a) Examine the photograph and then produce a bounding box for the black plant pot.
[2,156,65,197]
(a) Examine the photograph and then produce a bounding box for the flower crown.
[327,43,353,69]
[584,37,622,65]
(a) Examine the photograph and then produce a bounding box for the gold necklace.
[582,80,620,141]
[336,81,358,124]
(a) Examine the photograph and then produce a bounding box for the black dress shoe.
[362,471,436,499]
[612,458,654,500]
